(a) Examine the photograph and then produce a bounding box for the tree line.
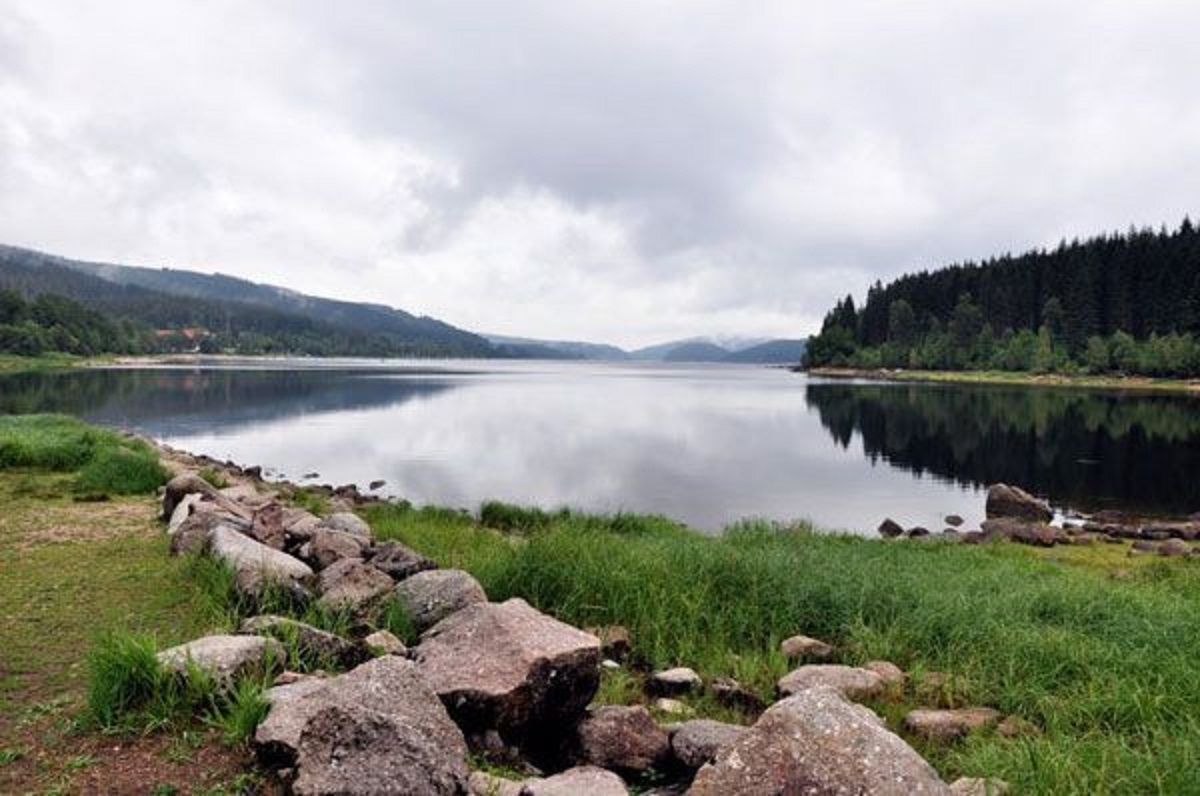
[804,219,1200,377]
[0,289,157,356]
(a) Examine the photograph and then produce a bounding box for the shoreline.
[804,365,1200,393]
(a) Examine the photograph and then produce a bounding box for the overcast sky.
[1,2,1197,347]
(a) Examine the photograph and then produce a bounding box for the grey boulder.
[321,511,372,539]
[669,719,746,769]
[414,598,601,743]
[985,483,1053,522]
[255,656,469,795]
[521,766,627,796]
[688,685,950,795]
[776,664,885,701]
[395,569,488,632]
[304,527,368,570]
[208,524,314,601]
[368,539,438,581]
[157,634,284,685]
[573,705,669,773]
[238,615,362,668]
[317,557,395,614]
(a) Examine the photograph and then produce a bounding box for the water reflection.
[805,381,1200,516]
[2,364,1196,531]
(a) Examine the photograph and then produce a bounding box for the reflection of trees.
[806,382,1200,515]
[0,369,455,434]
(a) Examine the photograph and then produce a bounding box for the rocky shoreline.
[148,446,1030,795]
[877,482,1200,558]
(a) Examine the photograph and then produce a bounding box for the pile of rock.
[879,482,1200,556]
[158,467,1004,795]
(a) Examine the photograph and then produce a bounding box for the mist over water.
[3,361,1197,532]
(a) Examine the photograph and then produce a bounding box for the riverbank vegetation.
[806,219,1200,378]
[365,500,1200,794]
[4,413,1200,792]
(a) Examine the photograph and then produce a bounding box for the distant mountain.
[721,339,806,364]
[0,244,493,357]
[484,334,628,361]
[660,341,731,362]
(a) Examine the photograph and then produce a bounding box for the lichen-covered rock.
[317,557,395,614]
[395,569,488,632]
[414,598,600,744]
[255,656,469,796]
[208,525,313,602]
[521,766,628,796]
[368,539,438,581]
[689,686,950,795]
[776,664,884,701]
[157,634,284,685]
[669,719,746,769]
[904,707,1002,741]
[574,705,669,773]
[985,483,1052,522]
[238,615,362,668]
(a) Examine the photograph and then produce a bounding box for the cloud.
[1,0,1198,346]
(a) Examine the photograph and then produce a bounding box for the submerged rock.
[689,685,950,795]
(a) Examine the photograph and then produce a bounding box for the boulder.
[167,493,202,535]
[248,502,286,550]
[776,664,884,701]
[1142,522,1200,540]
[689,685,950,795]
[669,719,746,769]
[364,629,408,656]
[878,518,905,538]
[317,557,396,614]
[985,483,1052,522]
[779,634,834,660]
[255,657,469,792]
[521,766,627,796]
[169,510,224,556]
[1158,538,1192,557]
[904,707,1002,741]
[996,715,1041,738]
[945,514,964,527]
[864,660,907,686]
[907,526,932,538]
[238,615,362,668]
[158,634,284,684]
[282,508,322,544]
[162,472,218,519]
[367,539,438,581]
[208,524,314,601]
[980,517,1061,547]
[652,698,693,717]
[573,705,669,773]
[395,569,488,632]
[414,598,601,744]
[646,667,702,697]
[304,527,368,570]
[321,511,372,539]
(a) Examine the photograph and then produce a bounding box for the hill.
[660,341,731,362]
[721,338,806,364]
[805,219,1200,377]
[0,245,493,357]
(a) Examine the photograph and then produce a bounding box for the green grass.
[808,366,1200,393]
[197,466,230,489]
[364,500,1200,794]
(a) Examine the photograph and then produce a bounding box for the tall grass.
[364,501,1200,794]
[0,414,167,495]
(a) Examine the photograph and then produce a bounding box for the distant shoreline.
[803,366,1200,393]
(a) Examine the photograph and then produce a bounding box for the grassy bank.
[0,416,257,794]
[0,354,87,374]
[365,501,1200,794]
[806,366,1200,393]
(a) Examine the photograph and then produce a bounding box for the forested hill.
[805,220,1200,377]
[0,245,493,357]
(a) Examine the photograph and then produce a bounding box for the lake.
[3,360,1199,533]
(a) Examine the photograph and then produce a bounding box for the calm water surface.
[3,360,1199,533]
